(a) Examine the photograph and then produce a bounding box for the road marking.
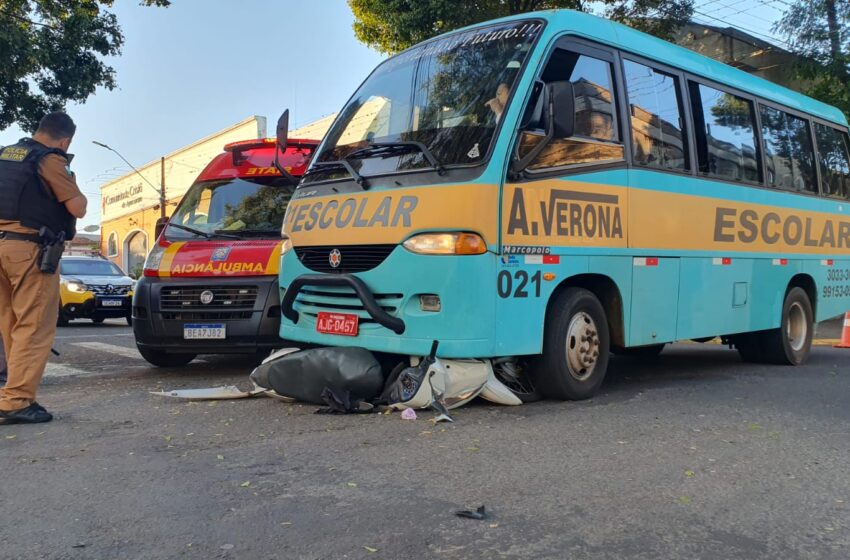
[44,363,92,378]
[56,332,134,340]
[71,342,143,360]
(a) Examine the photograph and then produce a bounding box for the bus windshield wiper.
[304,160,370,189]
[348,141,445,175]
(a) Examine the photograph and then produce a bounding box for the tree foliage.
[348,0,694,55]
[774,0,850,118]
[0,0,170,132]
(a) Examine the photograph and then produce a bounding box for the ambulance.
[133,136,318,367]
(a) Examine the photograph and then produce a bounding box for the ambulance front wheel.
[137,346,196,368]
[533,287,610,400]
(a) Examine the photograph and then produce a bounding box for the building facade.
[100,117,267,276]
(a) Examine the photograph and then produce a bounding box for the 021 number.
[498,270,541,298]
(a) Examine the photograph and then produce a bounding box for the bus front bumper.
[278,250,498,358]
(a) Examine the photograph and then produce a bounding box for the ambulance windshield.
[165,177,292,240]
[302,20,542,185]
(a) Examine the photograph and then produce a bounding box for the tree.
[0,0,170,132]
[774,0,850,118]
[348,0,694,55]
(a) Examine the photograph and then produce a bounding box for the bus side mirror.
[155,216,169,240]
[549,81,575,139]
[274,110,298,186]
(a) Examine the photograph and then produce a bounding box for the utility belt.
[0,227,65,274]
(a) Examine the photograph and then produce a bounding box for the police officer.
[0,337,6,385]
[0,112,87,425]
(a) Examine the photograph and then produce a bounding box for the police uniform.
[0,138,80,413]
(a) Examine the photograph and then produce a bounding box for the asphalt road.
[1,319,848,560]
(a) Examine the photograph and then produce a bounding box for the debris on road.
[401,408,417,420]
[455,505,488,520]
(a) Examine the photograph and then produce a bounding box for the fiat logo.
[199,290,215,305]
[329,248,342,269]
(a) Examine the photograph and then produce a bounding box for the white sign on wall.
[100,116,266,223]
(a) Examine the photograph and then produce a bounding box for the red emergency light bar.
[224,138,318,166]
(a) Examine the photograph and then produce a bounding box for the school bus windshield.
[302,20,543,185]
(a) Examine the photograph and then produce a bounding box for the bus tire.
[137,346,197,368]
[759,287,814,365]
[611,344,665,358]
[533,287,610,400]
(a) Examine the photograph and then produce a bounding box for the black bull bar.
[280,273,406,335]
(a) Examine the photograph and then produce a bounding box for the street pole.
[160,157,166,219]
[92,140,163,205]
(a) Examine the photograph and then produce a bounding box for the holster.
[37,227,65,274]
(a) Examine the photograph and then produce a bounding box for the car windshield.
[61,260,125,276]
[302,19,542,185]
[165,177,293,239]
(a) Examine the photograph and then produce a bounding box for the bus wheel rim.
[787,301,807,352]
[565,311,599,381]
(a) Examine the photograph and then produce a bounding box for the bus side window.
[760,105,818,194]
[814,123,850,200]
[688,82,761,183]
[623,60,688,171]
[518,49,624,171]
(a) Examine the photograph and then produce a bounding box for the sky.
[0,0,792,231]
[0,0,385,229]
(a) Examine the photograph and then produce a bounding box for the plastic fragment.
[455,505,487,520]
[401,409,417,420]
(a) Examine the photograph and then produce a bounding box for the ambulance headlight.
[403,233,487,255]
[143,243,166,277]
[66,280,88,293]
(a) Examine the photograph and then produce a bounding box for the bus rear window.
[814,123,850,199]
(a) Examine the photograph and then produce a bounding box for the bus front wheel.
[533,287,610,400]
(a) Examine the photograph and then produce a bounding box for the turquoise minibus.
[276,9,850,401]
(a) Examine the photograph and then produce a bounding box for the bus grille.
[159,286,258,310]
[294,286,403,324]
[295,244,395,274]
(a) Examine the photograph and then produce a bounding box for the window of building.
[688,82,760,182]
[814,123,850,199]
[518,48,625,171]
[106,232,118,257]
[760,105,817,193]
[623,60,688,171]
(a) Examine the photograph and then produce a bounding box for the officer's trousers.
[0,239,59,411]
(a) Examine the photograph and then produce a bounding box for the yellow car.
[58,256,135,326]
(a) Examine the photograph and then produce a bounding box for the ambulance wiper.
[169,223,241,240]
[348,141,445,175]
[307,160,370,189]
[218,229,280,238]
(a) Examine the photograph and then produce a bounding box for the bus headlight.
[403,233,487,255]
[281,234,292,255]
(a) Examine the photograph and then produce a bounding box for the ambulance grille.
[294,244,395,274]
[159,285,258,310]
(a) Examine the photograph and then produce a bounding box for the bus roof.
[445,9,848,127]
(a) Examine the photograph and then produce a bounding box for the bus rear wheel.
[532,287,610,400]
[735,287,813,365]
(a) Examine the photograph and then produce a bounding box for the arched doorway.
[124,230,148,278]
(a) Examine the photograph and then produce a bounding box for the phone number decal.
[826,268,850,282]
[823,284,850,299]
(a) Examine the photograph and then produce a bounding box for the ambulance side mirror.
[274,110,298,186]
[155,216,169,240]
